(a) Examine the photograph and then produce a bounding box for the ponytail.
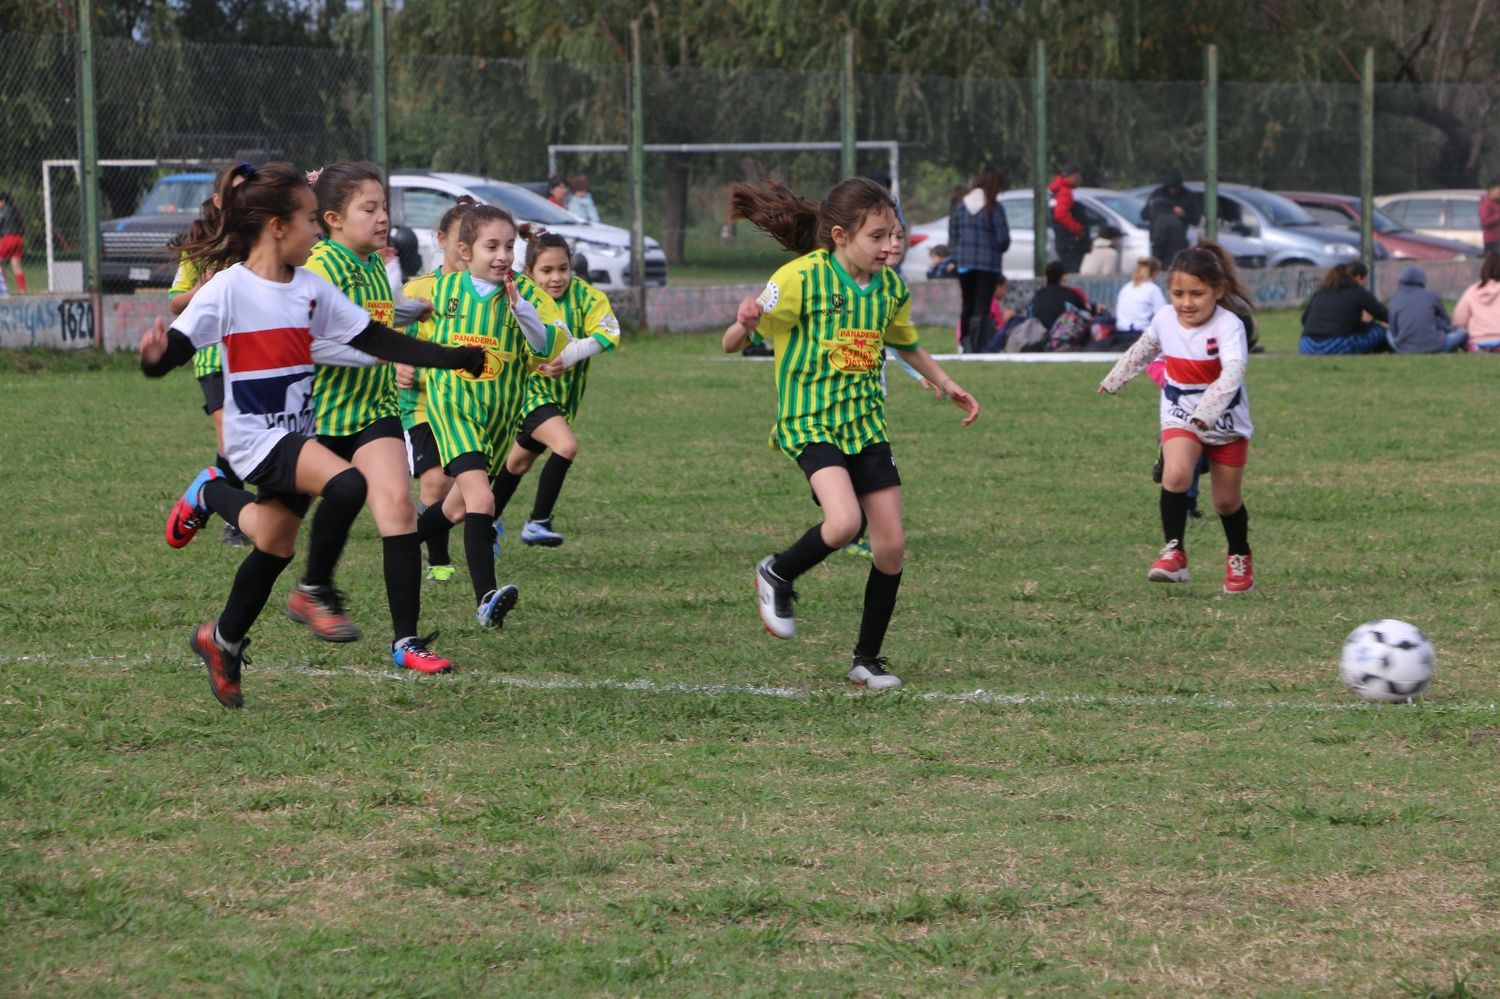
[178,162,306,273]
[730,177,896,256]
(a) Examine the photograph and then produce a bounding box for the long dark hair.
[1317,261,1367,292]
[1480,252,1500,286]
[1168,241,1254,316]
[972,164,1005,214]
[178,162,304,272]
[729,177,896,255]
[309,161,383,238]
[438,194,478,237]
[524,230,571,271]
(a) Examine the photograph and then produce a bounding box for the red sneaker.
[286,586,362,642]
[1223,552,1255,594]
[189,620,245,709]
[1147,540,1190,583]
[166,467,221,548]
[391,632,456,674]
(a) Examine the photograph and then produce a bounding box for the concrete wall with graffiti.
[0,296,98,349]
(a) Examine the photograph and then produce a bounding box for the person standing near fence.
[947,166,1010,353]
[1049,163,1087,273]
[1142,168,1198,266]
[0,192,26,294]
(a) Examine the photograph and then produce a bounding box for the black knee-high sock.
[202,478,253,530]
[854,567,903,659]
[217,548,294,646]
[1220,505,1250,556]
[382,533,422,641]
[1160,488,1191,552]
[490,469,523,518]
[300,468,367,588]
[771,523,838,581]
[415,503,452,564]
[530,454,572,522]
[463,513,498,603]
[214,453,244,490]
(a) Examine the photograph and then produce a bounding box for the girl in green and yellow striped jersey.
[489,232,621,548]
[292,161,458,674]
[394,195,477,583]
[167,168,250,546]
[413,205,574,626]
[722,178,980,692]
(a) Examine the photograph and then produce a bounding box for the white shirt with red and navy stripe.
[175,263,372,476]
[1100,303,1252,445]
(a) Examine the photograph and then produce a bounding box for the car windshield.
[1369,207,1405,235]
[138,179,214,215]
[469,183,578,224]
[1234,188,1317,227]
[1093,193,1147,224]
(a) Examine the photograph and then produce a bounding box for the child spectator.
[1028,260,1091,331]
[1388,265,1466,353]
[1454,252,1500,351]
[565,176,600,222]
[1114,257,1166,345]
[926,244,957,280]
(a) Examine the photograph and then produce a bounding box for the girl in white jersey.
[1098,242,1256,594]
[141,163,484,708]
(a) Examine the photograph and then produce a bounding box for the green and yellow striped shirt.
[399,267,442,430]
[520,276,619,423]
[749,249,920,459]
[305,239,398,437]
[169,254,221,379]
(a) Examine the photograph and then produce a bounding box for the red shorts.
[0,235,22,261]
[1161,428,1249,467]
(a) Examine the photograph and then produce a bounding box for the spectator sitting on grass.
[1028,260,1091,331]
[1298,262,1389,355]
[1387,265,1466,354]
[926,244,957,279]
[1454,252,1500,351]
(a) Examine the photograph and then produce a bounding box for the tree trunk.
[663,153,690,266]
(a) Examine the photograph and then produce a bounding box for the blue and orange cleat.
[166,467,222,548]
[392,632,456,674]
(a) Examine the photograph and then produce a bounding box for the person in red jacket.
[1480,181,1500,254]
[1049,163,1087,272]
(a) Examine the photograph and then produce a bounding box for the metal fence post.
[1204,44,1219,242]
[841,31,856,179]
[1033,40,1047,279]
[629,20,646,314]
[78,0,102,304]
[1361,46,1375,284]
[371,0,388,178]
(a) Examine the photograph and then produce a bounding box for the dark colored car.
[100,172,217,291]
[1279,191,1479,261]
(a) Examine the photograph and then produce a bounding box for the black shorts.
[796,441,902,497]
[444,451,489,477]
[514,403,565,454]
[245,433,313,518]
[406,422,442,477]
[198,372,225,416]
[318,415,403,461]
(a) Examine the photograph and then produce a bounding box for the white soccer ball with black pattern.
[1339,620,1435,703]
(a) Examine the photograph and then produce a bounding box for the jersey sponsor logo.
[822,328,882,373]
[755,280,779,311]
[449,331,512,381]
[367,299,395,327]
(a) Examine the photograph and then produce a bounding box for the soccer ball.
[1339,619,1435,703]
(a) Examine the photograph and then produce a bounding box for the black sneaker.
[848,654,902,691]
[755,556,796,639]
[1151,449,1164,484]
[220,523,249,547]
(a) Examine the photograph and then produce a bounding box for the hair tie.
[305,168,322,188]
[235,162,257,180]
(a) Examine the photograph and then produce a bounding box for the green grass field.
[4,314,1500,997]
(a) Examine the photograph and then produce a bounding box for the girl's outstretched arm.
[896,347,980,425]
[1098,328,1161,394]
[723,296,762,353]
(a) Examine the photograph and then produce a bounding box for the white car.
[905,187,1152,281]
[388,171,667,288]
[1374,190,1485,249]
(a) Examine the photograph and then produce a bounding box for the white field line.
[711,352,1123,364]
[3,654,1496,714]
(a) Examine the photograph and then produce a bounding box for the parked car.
[1373,190,1484,249]
[389,171,667,288]
[99,172,217,291]
[1125,182,1382,268]
[905,187,1151,281]
[1279,191,1478,260]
